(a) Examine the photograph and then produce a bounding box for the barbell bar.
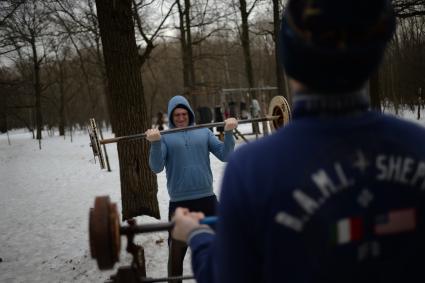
[120,216,217,236]
[99,115,278,145]
[88,95,291,169]
[89,196,216,272]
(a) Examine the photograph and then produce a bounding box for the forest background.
[1,0,425,258]
[1,0,424,137]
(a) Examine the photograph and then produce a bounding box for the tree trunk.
[178,0,197,108]
[31,38,43,142]
[94,30,114,128]
[239,0,259,134]
[58,58,66,136]
[272,1,292,106]
[0,94,7,133]
[272,0,284,96]
[183,0,195,83]
[94,0,160,220]
[239,0,255,91]
[177,0,190,91]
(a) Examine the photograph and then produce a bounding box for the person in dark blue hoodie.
[145,95,238,282]
[171,0,425,282]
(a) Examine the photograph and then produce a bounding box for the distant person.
[144,95,237,283]
[240,101,248,119]
[251,98,261,118]
[172,0,425,282]
[251,98,261,134]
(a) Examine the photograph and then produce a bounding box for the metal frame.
[88,118,106,169]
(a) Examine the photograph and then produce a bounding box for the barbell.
[88,95,291,169]
[89,196,216,276]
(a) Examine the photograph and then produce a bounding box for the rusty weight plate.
[89,196,121,270]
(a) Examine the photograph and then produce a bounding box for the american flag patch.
[374,208,416,235]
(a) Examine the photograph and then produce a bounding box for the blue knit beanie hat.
[278,0,396,93]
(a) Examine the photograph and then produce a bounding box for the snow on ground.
[0,110,424,283]
[0,123,259,283]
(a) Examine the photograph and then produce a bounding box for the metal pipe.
[120,216,218,235]
[141,275,195,282]
[100,116,279,144]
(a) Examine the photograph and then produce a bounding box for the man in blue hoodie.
[145,95,237,282]
[171,0,425,282]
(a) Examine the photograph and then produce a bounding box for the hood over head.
[167,95,195,128]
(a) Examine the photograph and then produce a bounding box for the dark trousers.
[167,195,218,283]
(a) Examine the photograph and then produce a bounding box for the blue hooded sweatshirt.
[149,95,235,202]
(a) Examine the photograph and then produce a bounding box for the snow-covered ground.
[0,122,262,283]
[0,109,424,283]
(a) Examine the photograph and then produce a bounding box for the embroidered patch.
[374,208,416,235]
[332,217,363,245]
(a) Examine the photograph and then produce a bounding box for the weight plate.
[89,196,119,270]
[109,202,121,264]
[268,96,291,132]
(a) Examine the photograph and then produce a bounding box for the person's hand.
[172,207,205,242]
[145,128,161,142]
[224,117,238,132]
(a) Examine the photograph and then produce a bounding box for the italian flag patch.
[332,217,363,245]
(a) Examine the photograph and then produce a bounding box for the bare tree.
[43,39,72,136]
[271,0,291,103]
[233,0,262,91]
[0,0,25,29]
[51,0,110,123]
[132,0,176,118]
[94,0,160,220]
[393,0,425,18]
[369,0,425,111]
[0,67,35,135]
[176,0,198,107]
[1,0,52,147]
